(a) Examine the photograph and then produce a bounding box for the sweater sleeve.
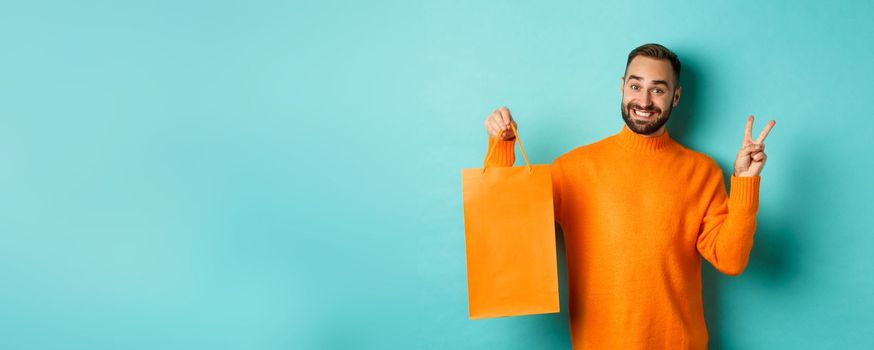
[484,136,515,167]
[695,166,761,276]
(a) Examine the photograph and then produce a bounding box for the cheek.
[657,96,673,108]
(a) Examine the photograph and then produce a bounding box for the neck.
[615,124,674,153]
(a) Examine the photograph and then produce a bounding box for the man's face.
[620,56,682,135]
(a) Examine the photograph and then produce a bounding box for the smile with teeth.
[632,108,658,119]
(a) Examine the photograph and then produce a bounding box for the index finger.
[743,115,754,144]
[755,120,776,143]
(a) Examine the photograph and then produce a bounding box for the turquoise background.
[1,1,872,349]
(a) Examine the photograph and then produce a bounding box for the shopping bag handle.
[482,122,533,174]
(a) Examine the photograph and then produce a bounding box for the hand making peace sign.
[734,115,776,177]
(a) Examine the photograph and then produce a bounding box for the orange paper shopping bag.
[460,124,559,319]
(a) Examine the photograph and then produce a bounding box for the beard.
[621,99,673,135]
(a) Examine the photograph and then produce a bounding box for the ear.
[672,85,682,107]
[620,76,625,94]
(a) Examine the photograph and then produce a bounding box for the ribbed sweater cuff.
[486,136,516,167]
[729,175,760,212]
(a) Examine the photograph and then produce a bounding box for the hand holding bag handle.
[481,122,533,174]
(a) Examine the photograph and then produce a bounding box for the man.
[481,43,775,349]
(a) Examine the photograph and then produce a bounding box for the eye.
[630,85,640,90]
[651,88,664,95]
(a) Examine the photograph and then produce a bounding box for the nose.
[641,91,652,107]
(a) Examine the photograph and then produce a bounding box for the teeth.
[634,109,652,117]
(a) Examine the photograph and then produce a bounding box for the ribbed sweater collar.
[613,124,675,153]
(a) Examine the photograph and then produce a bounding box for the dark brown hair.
[626,43,681,84]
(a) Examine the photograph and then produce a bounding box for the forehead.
[625,56,675,85]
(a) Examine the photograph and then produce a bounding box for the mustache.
[626,103,661,113]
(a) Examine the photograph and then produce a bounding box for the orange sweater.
[486,124,760,349]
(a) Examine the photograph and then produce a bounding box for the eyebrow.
[627,75,670,87]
